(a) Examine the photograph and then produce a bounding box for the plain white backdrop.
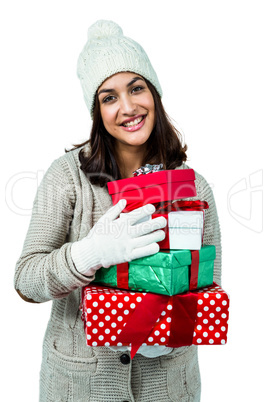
[1,0,267,400]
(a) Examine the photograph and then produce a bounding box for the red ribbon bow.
[123,199,208,213]
[154,200,209,214]
[116,291,198,358]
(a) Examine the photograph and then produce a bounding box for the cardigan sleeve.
[14,157,94,303]
[195,173,222,285]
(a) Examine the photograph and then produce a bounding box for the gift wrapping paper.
[107,169,196,212]
[153,200,208,250]
[155,210,204,250]
[82,283,229,358]
[94,245,215,296]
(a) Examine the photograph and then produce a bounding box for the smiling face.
[97,72,155,154]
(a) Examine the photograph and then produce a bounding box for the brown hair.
[67,78,187,187]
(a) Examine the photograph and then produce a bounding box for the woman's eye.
[103,95,116,103]
[132,86,144,93]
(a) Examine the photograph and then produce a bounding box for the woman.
[14,20,221,401]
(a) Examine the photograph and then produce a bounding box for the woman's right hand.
[71,199,166,277]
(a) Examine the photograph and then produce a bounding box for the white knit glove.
[71,199,166,277]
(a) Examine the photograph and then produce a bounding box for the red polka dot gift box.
[81,283,230,358]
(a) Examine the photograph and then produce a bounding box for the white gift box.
[124,209,204,250]
[159,210,204,250]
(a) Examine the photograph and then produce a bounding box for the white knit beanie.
[77,20,163,118]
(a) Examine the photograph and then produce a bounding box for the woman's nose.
[119,95,136,115]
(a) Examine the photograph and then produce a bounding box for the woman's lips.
[120,116,146,132]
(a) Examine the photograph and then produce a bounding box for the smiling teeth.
[123,116,143,127]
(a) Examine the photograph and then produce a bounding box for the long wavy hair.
[67,77,187,187]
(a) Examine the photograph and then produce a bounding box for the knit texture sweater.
[14,146,221,401]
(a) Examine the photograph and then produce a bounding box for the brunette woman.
[15,20,221,401]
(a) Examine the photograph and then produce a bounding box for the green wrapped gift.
[93,245,216,296]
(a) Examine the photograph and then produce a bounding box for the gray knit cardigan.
[14,147,221,402]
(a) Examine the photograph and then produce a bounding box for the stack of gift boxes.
[81,168,230,358]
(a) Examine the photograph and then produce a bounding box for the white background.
[1,0,267,400]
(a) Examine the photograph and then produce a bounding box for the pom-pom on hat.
[77,20,162,118]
